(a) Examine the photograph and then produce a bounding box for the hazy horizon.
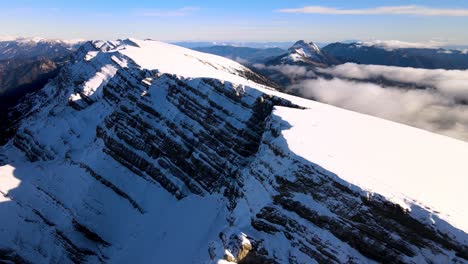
[2,0,468,44]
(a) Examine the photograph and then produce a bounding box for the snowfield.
[274,105,468,239]
[119,38,272,89]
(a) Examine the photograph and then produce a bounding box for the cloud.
[134,7,200,17]
[318,63,468,102]
[276,5,468,17]
[290,78,468,141]
[360,40,444,50]
[0,36,18,41]
[222,56,250,65]
[253,63,316,79]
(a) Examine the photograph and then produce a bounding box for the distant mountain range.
[172,41,298,49]
[184,40,468,89]
[0,38,83,144]
[192,45,285,63]
[323,42,468,70]
[188,40,468,70]
[0,38,83,107]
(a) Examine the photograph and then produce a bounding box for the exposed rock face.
[244,121,468,262]
[0,40,466,264]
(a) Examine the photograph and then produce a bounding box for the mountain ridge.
[0,39,467,263]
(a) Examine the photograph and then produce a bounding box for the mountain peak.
[290,40,321,54]
[275,39,327,65]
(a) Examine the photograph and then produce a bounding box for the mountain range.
[190,40,468,70]
[0,38,83,146]
[0,38,467,263]
[322,42,468,70]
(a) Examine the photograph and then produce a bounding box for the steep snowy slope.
[274,104,468,237]
[0,39,467,264]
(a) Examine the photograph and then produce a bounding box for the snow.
[0,36,85,46]
[0,165,21,202]
[85,51,99,61]
[119,39,269,89]
[98,39,468,236]
[111,194,227,264]
[81,64,118,99]
[285,40,324,62]
[239,233,251,248]
[438,49,453,54]
[287,53,304,62]
[272,103,468,237]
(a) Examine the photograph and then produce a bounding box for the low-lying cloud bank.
[361,40,443,50]
[318,63,468,102]
[289,64,468,141]
[253,63,316,80]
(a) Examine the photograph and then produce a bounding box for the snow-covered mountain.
[0,37,83,61]
[266,40,333,67]
[322,42,468,70]
[0,38,467,264]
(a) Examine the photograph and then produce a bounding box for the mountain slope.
[0,39,467,264]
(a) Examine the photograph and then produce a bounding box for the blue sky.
[1,0,468,44]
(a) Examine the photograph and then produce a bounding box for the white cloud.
[0,36,17,41]
[134,7,200,17]
[290,78,468,141]
[277,5,468,17]
[253,63,316,79]
[318,63,468,102]
[0,36,85,45]
[232,56,249,65]
[276,63,468,141]
[360,40,443,50]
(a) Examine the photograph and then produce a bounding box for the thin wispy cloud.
[318,63,468,102]
[361,40,444,50]
[134,6,200,17]
[277,5,468,17]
